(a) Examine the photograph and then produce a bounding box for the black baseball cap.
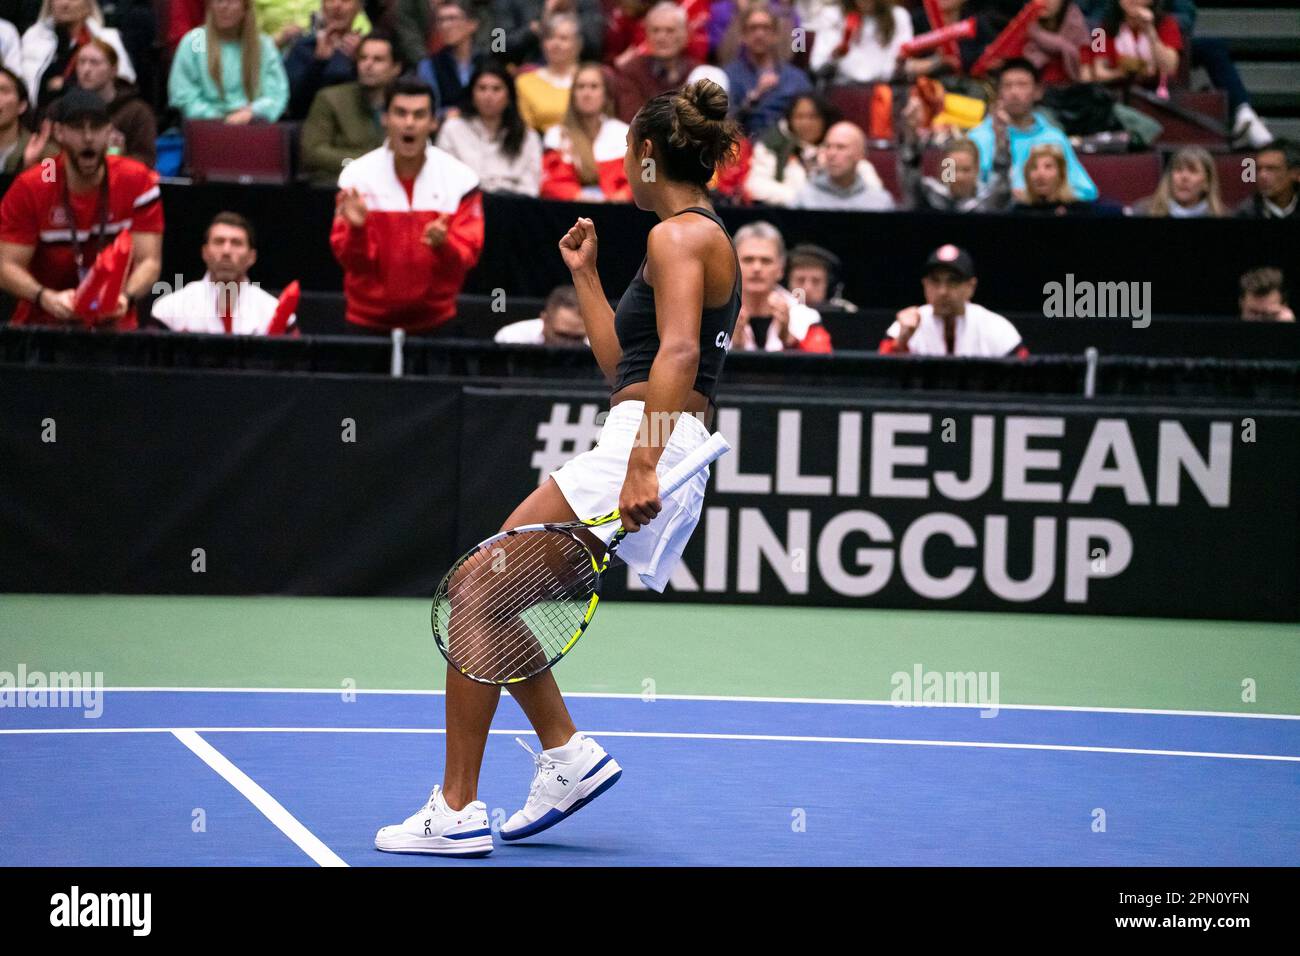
[51,88,111,125]
[923,244,976,280]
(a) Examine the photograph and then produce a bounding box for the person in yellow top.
[514,12,580,133]
[257,0,371,48]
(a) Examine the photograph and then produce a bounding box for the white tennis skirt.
[549,400,711,593]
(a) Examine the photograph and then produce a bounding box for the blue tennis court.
[4,688,1297,866]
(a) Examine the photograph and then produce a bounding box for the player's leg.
[375,477,590,856]
[442,477,583,808]
[489,480,623,842]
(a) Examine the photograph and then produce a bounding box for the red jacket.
[331,144,485,332]
[540,120,633,202]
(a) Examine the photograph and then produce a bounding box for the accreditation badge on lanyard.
[63,173,111,284]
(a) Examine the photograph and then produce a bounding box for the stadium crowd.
[0,0,1295,353]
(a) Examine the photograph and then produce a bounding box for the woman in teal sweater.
[169,0,289,123]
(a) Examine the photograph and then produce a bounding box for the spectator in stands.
[495,0,604,66]
[493,284,589,343]
[1023,0,1089,84]
[786,242,833,306]
[0,66,55,173]
[606,0,710,68]
[151,212,298,335]
[73,38,154,167]
[723,2,811,138]
[1074,0,1270,144]
[786,241,858,311]
[539,61,631,201]
[1130,145,1223,217]
[0,17,21,75]
[0,89,162,330]
[514,12,581,133]
[331,77,485,333]
[793,120,894,210]
[898,92,1011,213]
[283,0,370,119]
[1014,142,1075,207]
[968,58,1098,201]
[1080,0,1180,88]
[1238,268,1294,323]
[809,0,912,85]
[730,221,833,351]
[880,245,1024,356]
[417,0,486,118]
[393,0,496,70]
[300,31,401,184]
[170,0,290,123]
[611,2,700,124]
[436,61,543,195]
[21,0,135,111]
[711,0,798,65]
[1235,139,1298,220]
[746,91,844,206]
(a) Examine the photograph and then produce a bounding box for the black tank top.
[610,206,741,404]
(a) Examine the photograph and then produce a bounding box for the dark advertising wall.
[0,366,461,596]
[2,369,1296,621]
[458,389,1299,622]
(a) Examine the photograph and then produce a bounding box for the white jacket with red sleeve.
[332,142,485,332]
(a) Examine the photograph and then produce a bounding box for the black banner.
[458,390,1300,621]
[0,366,460,596]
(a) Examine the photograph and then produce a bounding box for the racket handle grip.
[659,431,732,498]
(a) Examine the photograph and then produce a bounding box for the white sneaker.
[1232,104,1273,149]
[499,733,622,842]
[374,785,494,857]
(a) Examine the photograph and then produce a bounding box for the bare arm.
[0,240,79,321]
[558,217,622,383]
[1144,23,1179,75]
[124,232,163,301]
[0,240,42,301]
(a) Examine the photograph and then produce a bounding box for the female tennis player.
[375,78,742,856]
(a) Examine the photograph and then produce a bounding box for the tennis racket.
[432,431,732,685]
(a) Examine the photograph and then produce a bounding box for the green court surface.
[2,594,1296,714]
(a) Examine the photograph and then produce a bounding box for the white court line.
[81,687,1300,721]
[0,725,1295,764]
[172,729,348,868]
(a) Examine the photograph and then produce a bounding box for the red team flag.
[900,18,977,59]
[970,0,1046,77]
[72,230,133,323]
[265,280,300,336]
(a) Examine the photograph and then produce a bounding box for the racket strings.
[462,554,592,679]
[434,529,599,683]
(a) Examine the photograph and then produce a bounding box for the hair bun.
[681,78,728,122]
